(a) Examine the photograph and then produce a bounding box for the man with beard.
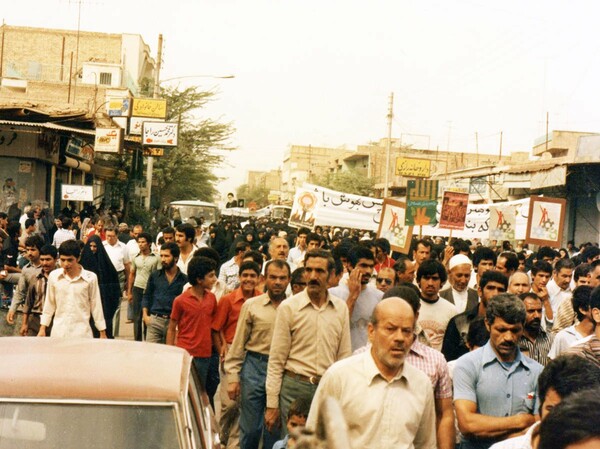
[329,245,383,351]
[416,259,457,351]
[142,242,188,344]
[454,293,543,449]
[518,292,554,365]
[306,297,436,449]
[442,270,508,362]
[531,261,554,327]
[225,259,291,449]
[440,254,479,314]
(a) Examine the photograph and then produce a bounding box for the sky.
[5,0,600,199]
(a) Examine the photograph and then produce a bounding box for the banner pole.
[419,225,423,239]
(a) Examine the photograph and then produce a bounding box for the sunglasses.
[376,278,393,285]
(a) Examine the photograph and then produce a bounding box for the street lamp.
[145,72,235,209]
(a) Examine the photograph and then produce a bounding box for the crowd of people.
[1,203,600,449]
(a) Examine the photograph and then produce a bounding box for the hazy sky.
[5,0,600,198]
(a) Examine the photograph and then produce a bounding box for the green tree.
[236,184,270,208]
[315,170,375,196]
[151,86,235,207]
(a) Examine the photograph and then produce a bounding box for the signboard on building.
[132,98,167,118]
[130,117,155,135]
[66,137,94,162]
[142,122,178,146]
[106,97,131,117]
[143,147,165,157]
[61,184,93,202]
[112,117,128,134]
[395,157,431,178]
[94,128,122,154]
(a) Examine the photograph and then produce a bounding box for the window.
[99,72,112,85]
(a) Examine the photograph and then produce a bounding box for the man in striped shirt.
[518,292,554,366]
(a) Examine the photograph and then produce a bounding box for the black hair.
[485,293,526,325]
[39,244,58,259]
[452,238,472,256]
[416,259,448,284]
[161,242,180,259]
[239,260,260,277]
[297,227,310,237]
[235,241,251,254]
[187,256,217,286]
[333,258,344,276]
[176,223,195,242]
[304,249,335,272]
[25,218,36,229]
[574,263,591,282]
[498,251,519,272]
[306,232,322,246]
[539,387,600,449]
[58,239,81,259]
[532,260,553,276]
[572,285,593,322]
[383,285,421,314]
[538,355,600,406]
[243,250,264,269]
[287,396,312,420]
[554,257,575,272]
[582,245,600,263]
[473,246,497,269]
[193,247,222,271]
[7,222,20,239]
[348,244,375,268]
[162,226,175,235]
[61,217,72,229]
[479,269,509,290]
[393,255,412,274]
[537,246,558,261]
[25,235,44,250]
[467,318,489,348]
[374,238,391,255]
[137,232,153,244]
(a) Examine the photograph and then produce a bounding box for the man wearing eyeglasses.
[329,245,383,351]
[375,267,396,294]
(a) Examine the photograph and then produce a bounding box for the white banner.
[61,184,93,202]
[420,198,530,240]
[300,184,383,231]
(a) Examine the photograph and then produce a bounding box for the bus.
[168,200,220,226]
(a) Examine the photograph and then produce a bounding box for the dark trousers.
[239,352,279,449]
[132,286,146,341]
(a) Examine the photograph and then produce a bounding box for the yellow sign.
[143,147,164,157]
[395,157,431,178]
[132,98,167,119]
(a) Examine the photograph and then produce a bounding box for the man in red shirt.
[212,260,262,449]
[167,256,218,387]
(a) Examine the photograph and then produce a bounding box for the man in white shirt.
[103,227,131,294]
[547,258,575,317]
[38,240,106,338]
[329,245,383,351]
[307,297,436,449]
[51,216,75,248]
[126,224,143,260]
[417,259,457,351]
[287,227,309,268]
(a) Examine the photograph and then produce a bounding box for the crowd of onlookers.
[1,201,600,449]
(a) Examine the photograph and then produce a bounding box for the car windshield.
[169,205,218,224]
[0,402,181,449]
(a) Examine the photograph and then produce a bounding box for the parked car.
[0,338,220,448]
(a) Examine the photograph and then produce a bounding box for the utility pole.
[475,132,479,166]
[145,33,162,210]
[545,111,549,153]
[499,131,503,162]
[384,92,393,198]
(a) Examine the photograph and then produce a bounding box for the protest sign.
[439,191,469,230]
[525,196,567,248]
[377,198,413,253]
[406,180,438,226]
[489,204,517,241]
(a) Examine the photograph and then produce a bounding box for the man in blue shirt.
[142,242,188,344]
[454,293,543,449]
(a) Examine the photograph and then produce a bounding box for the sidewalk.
[115,299,134,340]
